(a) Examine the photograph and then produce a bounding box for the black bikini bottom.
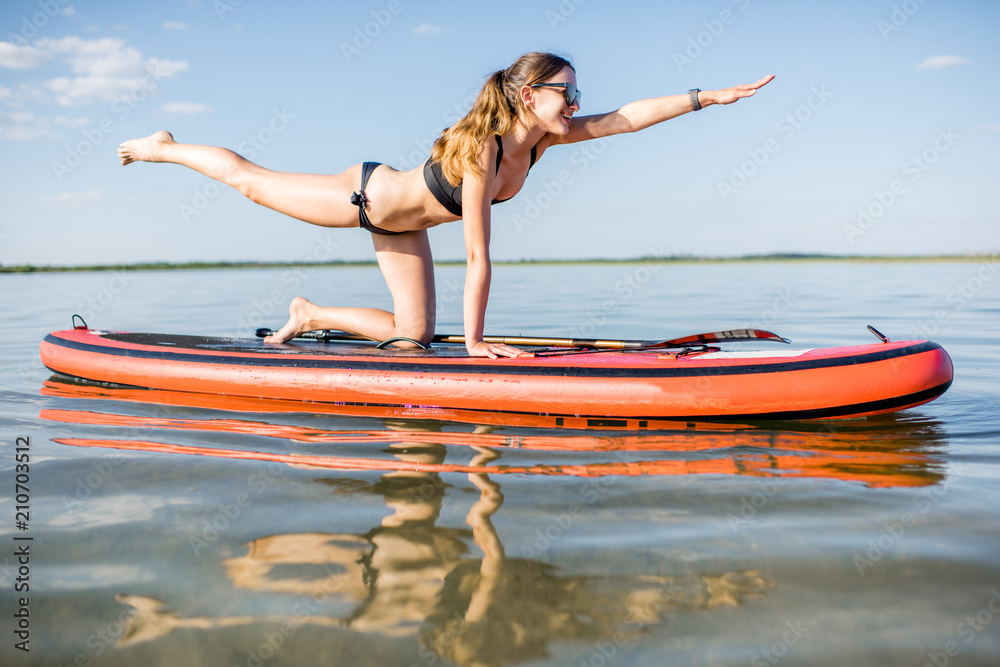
[350,162,405,236]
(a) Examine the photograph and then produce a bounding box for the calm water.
[1,261,999,667]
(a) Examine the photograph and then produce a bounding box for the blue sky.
[1,0,998,266]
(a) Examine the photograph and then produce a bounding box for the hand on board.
[467,341,535,359]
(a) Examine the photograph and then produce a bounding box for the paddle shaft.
[255,328,789,349]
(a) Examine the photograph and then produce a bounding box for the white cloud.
[915,55,971,71]
[0,83,43,111]
[0,42,54,69]
[53,115,89,127]
[36,188,104,207]
[35,189,160,208]
[0,110,87,140]
[0,36,189,140]
[413,23,450,36]
[0,97,89,140]
[35,188,166,211]
[162,21,188,31]
[39,36,143,76]
[32,36,188,106]
[62,5,76,16]
[162,101,212,115]
[0,110,49,140]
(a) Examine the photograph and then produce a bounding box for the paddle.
[254,327,790,350]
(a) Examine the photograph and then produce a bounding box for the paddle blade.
[657,329,791,348]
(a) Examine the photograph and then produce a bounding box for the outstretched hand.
[709,74,775,106]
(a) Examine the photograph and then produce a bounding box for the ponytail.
[430,52,573,186]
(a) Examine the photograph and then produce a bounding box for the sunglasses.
[530,82,582,108]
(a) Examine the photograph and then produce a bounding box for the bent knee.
[393,324,434,348]
[401,331,435,348]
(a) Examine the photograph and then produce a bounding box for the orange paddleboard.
[39,328,952,421]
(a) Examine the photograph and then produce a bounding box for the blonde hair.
[430,52,574,186]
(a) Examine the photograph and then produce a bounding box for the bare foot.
[118,130,175,166]
[264,296,317,344]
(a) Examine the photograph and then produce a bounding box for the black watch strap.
[689,88,702,111]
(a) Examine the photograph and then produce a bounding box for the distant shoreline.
[2,253,996,274]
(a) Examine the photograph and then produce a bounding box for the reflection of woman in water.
[115,449,772,664]
[119,51,772,358]
[223,442,770,666]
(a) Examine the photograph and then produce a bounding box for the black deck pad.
[101,331,550,358]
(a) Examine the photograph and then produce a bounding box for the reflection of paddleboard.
[39,327,953,421]
[40,406,945,487]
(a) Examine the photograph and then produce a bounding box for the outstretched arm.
[552,74,775,145]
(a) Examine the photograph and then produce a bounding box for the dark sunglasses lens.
[566,84,580,106]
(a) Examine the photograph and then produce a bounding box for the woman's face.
[525,66,580,134]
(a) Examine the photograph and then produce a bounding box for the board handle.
[867,325,890,343]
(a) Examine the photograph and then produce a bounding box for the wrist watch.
[689,88,702,111]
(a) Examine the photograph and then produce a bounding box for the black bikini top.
[423,135,537,217]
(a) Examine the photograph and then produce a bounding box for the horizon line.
[3,252,997,274]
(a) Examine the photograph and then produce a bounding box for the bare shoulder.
[532,132,558,161]
[532,129,578,162]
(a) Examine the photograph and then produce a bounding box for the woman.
[119,52,773,358]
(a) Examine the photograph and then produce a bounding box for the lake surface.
[2,260,999,666]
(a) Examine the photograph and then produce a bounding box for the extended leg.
[118,131,359,228]
[264,230,436,345]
